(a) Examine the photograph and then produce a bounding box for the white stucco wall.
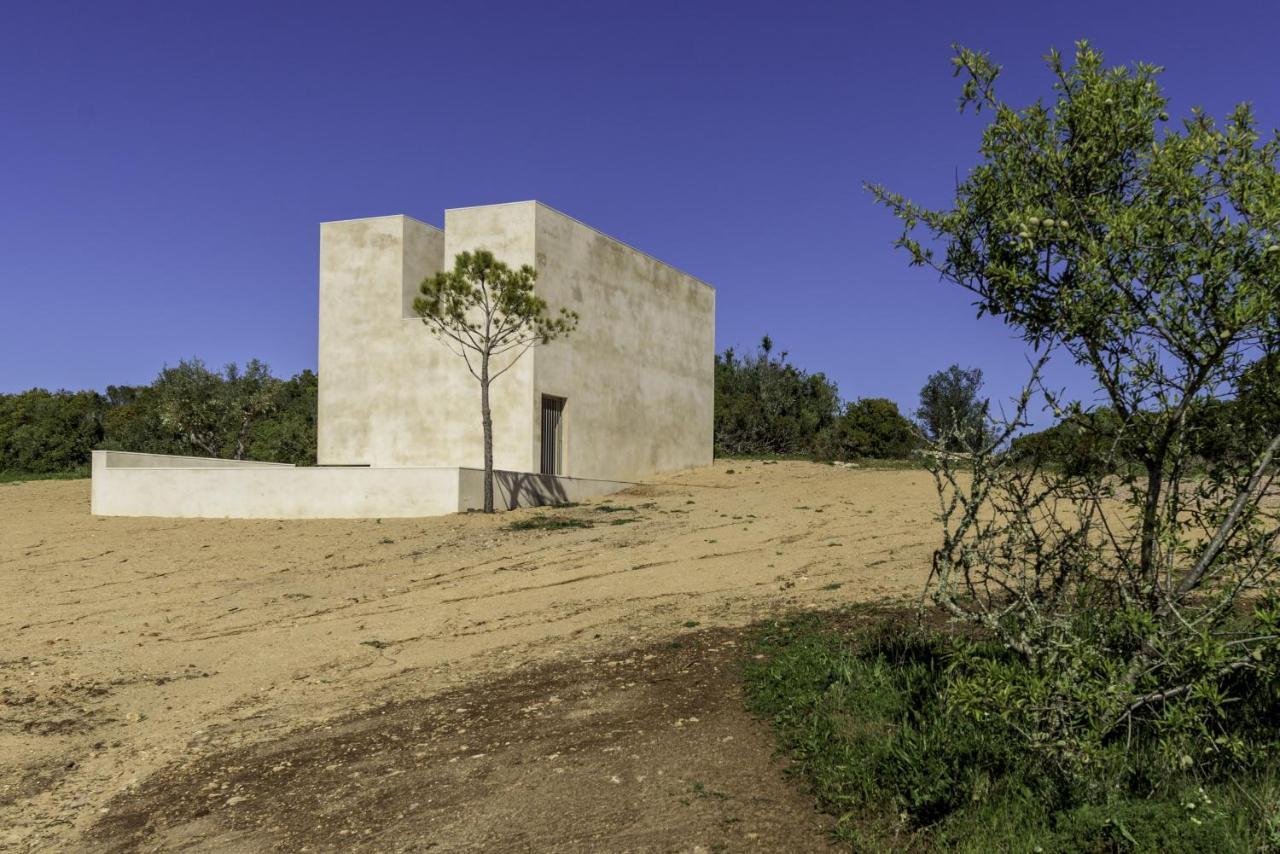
[318,202,714,483]
[317,213,534,472]
[531,204,715,481]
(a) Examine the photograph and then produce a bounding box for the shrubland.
[749,40,1280,851]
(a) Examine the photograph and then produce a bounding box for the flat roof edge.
[530,202,716,292]
[443,200,715,291]
[320,214,442,231]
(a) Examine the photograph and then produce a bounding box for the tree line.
[0,359,317,475]
[2,342,988,477]
[714,336,988,460]
[21,337,1270,477]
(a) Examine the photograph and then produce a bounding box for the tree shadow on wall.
[493,470,571,510]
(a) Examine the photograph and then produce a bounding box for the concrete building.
[91,201,716,518]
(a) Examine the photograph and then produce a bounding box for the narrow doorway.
[540,395,565,476]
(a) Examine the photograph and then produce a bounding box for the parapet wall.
[90,451,630,519]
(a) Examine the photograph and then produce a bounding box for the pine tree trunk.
[481,352,494,513]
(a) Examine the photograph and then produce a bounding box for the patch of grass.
[608,517,640,526]
[0,468,89,484]
[841,456,928,471]
[820,582,843,590]
[505,514,594,531]
[594,504,634,513]
[715,453,927,470]
[360,639,389,650]
[743,613,1274,852]
[691,781,730,800]
[714,452,809,461]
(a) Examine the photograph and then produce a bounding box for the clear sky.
[2,0,1278,424]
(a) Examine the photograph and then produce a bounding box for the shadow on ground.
[89,626,836,853]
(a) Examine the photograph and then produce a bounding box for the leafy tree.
[814,398,921,460]
[871,42,1280,781]
[0,389,104,473]
[246,369,317,465]
[1,363,317,476]
[1009,407,1126,477]
[916,364,989,450]
[715,337,841,456]
[414,250,577,512]
[152,358,280,459]
[99,384,184,457]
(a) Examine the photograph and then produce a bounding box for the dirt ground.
[0,461,938,852]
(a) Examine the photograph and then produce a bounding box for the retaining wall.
[90,451,631,519]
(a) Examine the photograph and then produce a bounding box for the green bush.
[0,389,105,474]
[744,614,1276,851]
[715,336,841,457]
[813,398,921,461]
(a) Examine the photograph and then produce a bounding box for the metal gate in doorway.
[540,395,565,476]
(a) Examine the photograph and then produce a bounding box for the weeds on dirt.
[505,515,594,531]
[743,613,1280,852]
[0,469,89,484]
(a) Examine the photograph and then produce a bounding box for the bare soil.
[88,624,840,852]
[0,461,937,851]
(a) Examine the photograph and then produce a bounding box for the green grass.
[0,468,89,484]
[505,514,595,531]
[714,452,813,461]
[743,611,1280,852]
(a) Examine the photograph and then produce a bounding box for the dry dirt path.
[0,461,937,851]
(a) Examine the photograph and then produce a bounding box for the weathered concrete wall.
[431,203,540,473]
[318,215,440,466]
[318,211,537,472]
[531,204,715,481]
[90,452,629,519]
[316,202,713,483]
[90,451,295,517]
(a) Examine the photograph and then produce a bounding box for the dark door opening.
[540,395,565,476]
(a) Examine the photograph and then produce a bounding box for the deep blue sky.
[3,1,1278,423]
